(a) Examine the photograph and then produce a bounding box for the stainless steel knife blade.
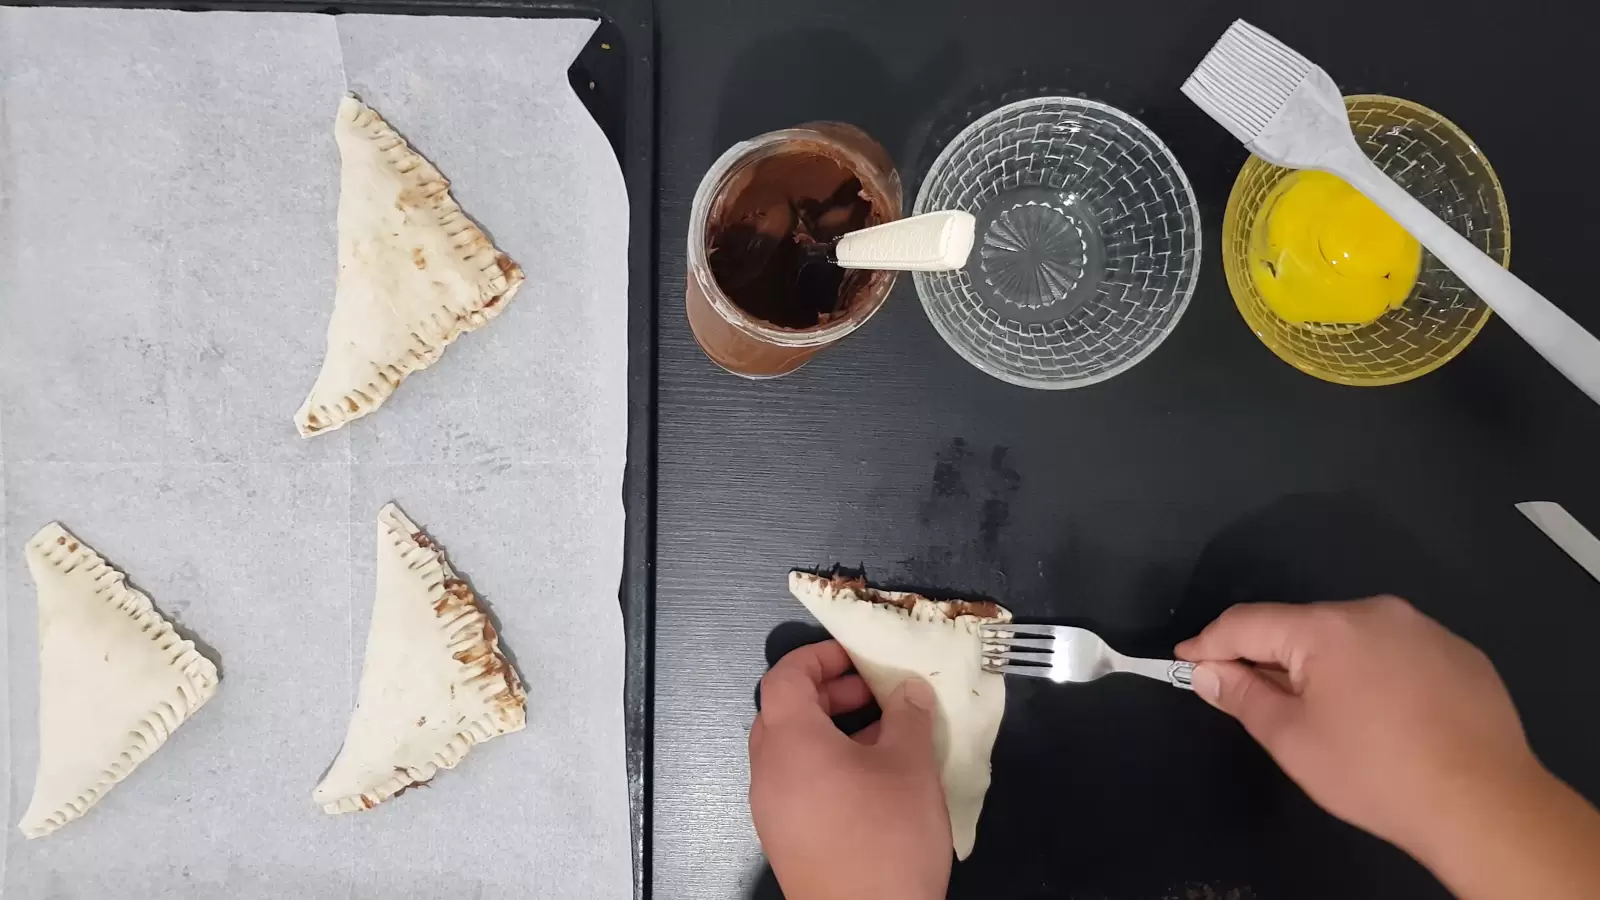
[1517,501,1600,585]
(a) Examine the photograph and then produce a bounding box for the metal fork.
[980,623,1195,690]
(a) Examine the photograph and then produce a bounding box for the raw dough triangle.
[295,96,525,437]
[314,503,527,813]
[788,571,1010,860]
[19,524,219,839]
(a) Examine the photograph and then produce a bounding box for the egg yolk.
[1247,171,1421,325]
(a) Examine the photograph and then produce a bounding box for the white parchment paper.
[0,9,632,898]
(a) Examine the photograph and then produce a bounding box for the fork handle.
[1115,655,1196,690]
[1329,148,1600,408]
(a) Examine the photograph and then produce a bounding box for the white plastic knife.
[833,210,976,271]
[1517,501,1600,585]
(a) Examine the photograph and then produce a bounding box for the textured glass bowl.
[1222,95,1511,386]
[913,97,1201,389]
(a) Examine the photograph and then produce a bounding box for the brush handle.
[833,210,977,271]
[1330,149,1600,406]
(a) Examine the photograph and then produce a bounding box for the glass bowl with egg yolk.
[1222,95,1510,386]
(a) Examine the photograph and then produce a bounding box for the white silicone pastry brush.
[830,210,976,271]
[1184,19,1600,407]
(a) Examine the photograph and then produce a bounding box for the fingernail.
[901,677,935,711]
[1190,664,1221,703]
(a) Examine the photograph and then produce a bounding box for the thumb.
[875,677,937,756]
[1191,660,1299,748]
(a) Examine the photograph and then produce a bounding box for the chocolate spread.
[828,574,1003,620]
[706,147,882,329]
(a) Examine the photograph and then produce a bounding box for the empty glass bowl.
[913,97,1201,389]
[1222,95,1510,386]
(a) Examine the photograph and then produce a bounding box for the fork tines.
[1181,19,1313,144]
[978,622,1056,651]
[978,623,1056,675]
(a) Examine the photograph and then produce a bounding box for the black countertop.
[650,2,1600,898]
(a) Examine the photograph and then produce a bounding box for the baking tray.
[0,1,657,897]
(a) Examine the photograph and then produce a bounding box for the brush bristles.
[1182,19,1312,142]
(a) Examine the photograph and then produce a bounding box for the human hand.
[748,640,950,900]
[1175,596,1539,856]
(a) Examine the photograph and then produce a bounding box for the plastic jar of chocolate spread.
[685,123,903,378]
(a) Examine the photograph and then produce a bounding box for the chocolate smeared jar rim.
[688,127,903,349]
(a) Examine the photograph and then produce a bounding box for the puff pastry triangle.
[314,503,527,813]
[788,571,1010,860]
[19,524,220,839]
[295,96,525,437]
